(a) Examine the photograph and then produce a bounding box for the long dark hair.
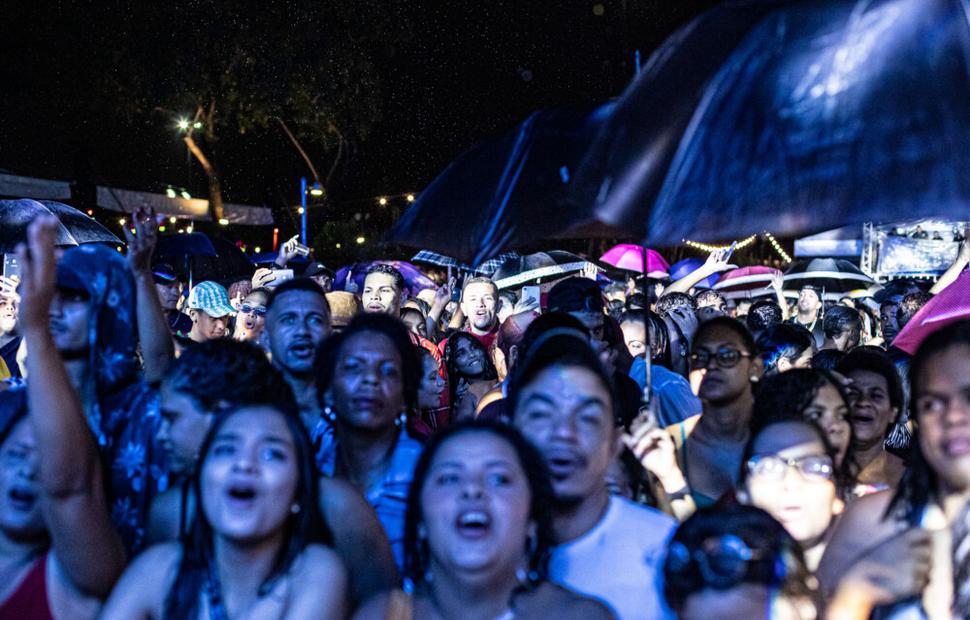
[751,368,856,493]
[403,420,554,592]
[163,403,331,619]
[443,331,498,408]
[888,320,970,525]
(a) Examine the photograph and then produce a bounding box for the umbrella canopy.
[0,198,121,253]
[492,251,595,290]
[893,271,970,354]
[669,258,719,288]
[714,266,782,299]
[570,0,970,245]
[783,258,874,294]
[599,244,669,278]
[411,250,520,277]
[334,261,436,296]
[387,104,616,264]
[155,232,217,257]
[155,233,253,285]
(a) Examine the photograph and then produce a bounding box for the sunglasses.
[667,534,765,590]
[746,454,834,482]
[240,304,267,317]
[689,346,752,369]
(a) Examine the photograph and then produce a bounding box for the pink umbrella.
[713,266,782,299]
[893,271,970,354]
[599,244,669,278]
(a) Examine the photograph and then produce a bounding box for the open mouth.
[455,510,491,539]
[367,304,385,312]
[944,437,970,458]
[226,482,258,508]
[289,342,315,359]
[546,455,580,479]
[8,486,37,511]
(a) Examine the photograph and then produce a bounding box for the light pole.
[300,177,308,246]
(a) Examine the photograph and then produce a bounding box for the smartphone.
[270,269,294,287]
[3,254,19,280]
[724,240,739,262]
[521,285,541,307]
[451,273,465,303]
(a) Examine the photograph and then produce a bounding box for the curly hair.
[654,292,697,318]
[756,323,814,376]
[365,263,406,293]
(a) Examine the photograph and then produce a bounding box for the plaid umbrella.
[411,249,520,277]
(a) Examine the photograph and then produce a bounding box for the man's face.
[362,273,402,315]
[157,384,213,477]
[155,280,182,311]
[460,282,497,333]
[0,296,17,334]
[49,288,90,354]
[514,364,618,506]
[835,323,861,351]
[311,274,332,293]
[692,326,761,405]
[266,290,331,376]
[880,302,900,342]
[797,289,821,314]
[189,311,230,342]
[568,310,607,356]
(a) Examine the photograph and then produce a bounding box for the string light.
[169,216,178,224]
[406,194,415,202]
[763,231,792,263]
[254,246,261,253]
[682,234,757,253]
[218,218,229,226]
[118,218,126,226]
[356,236,365,244]
[378,197,388,206]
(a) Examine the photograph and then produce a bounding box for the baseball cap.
[152,263,179,284]
[546,277,605,314]
[187,281,236,318]
[303,261,334,279]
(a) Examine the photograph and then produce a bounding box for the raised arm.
[17,217,126,596]
[664,248,734,295]
[125,207,174,383]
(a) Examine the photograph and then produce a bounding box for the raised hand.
[276,235,300,267]
[581,262,598,280]
[124,206,158,276]
[15,216,59,334]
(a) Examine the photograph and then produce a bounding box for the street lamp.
[309,183,324,197]
[176,118,190,131]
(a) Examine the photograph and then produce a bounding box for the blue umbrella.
[669,258,719,289]
[571,0,970,245]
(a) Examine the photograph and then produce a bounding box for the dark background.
[0,1,719,259]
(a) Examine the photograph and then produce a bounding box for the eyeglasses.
[240,304,267,317]
[746,454,834,481]
[667,534,764,589]
[689,347,752,369]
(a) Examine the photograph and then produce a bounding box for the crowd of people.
[0,207,968,619]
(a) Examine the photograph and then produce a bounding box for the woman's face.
[691,326,760,406]
[453,337,486,378]
[200,406,299,544]
[329,331,405,433]
[803,382,851,466]
[845,369,896,447]
[417,354,445,410]
[235,291,268,339]
[915,344,970,493]
[420,431,533,580]
[745,421,838,546]
[0,420,44,541]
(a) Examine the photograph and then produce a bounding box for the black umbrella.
[154,232,252,286]
[571,0,970,245]
[783,258,874,294]
[0,198,121,253]
[388,104,617,265]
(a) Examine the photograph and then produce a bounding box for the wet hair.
[889,320,970,525]
[896,292,932,329]
[694,316,757,357]
[400,307,425,325]
[163,402,330,619]
[663,504,815,614]
[461,276,498,300]
[403,420,554,592]
[227,279,253,302]
[811,349,845,372]
[604,282,626,297]
[625,292,648,310]
[654,292,697,318]
[750,369,855,493]
[365,263,406,293]
[266,277,330,313]
[515,311,590,368]
[694,289,726,310]
[836,347,903,413]
[245,287,272,303]
[443,331,498,408]
[823,305,861,340]
[746,300,784,337]
[314,312,421,416]
[756,323,814,376]
[508,327,618,426]
[162,339,284,412]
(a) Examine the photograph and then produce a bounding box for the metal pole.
[300,177,308,246]
[642,244,652,407]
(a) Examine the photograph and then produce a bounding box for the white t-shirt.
[548,496,676,620]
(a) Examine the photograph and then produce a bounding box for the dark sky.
[0,1,718,214]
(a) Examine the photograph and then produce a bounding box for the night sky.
[0,1,718,246]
